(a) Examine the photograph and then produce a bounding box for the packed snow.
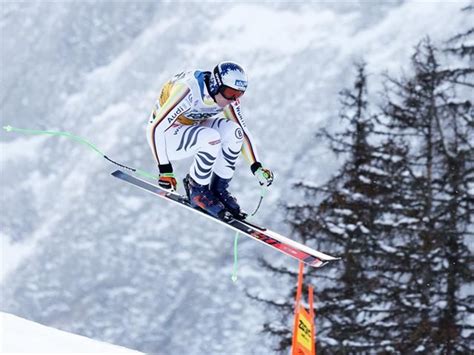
[0,312,142,353]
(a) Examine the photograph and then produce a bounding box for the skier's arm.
[224,101,261,170]
[224,102,274,186]
[146,83,192,171]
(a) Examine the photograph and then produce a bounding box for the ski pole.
[250,186,267,216]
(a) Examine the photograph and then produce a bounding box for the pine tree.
[255,63,409,353]
[437,23,474,352]
[255,36,472,354]
[382,37,473,353]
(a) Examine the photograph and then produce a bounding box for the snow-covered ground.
[0,312,143,353]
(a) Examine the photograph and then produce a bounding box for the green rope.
[3,125,157,179]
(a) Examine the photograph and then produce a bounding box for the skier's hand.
[254,167,274,187]
[158,173,177,191]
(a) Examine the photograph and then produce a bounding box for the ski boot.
[210,174,247,220]
[183,175,232,220]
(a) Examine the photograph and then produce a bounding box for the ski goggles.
[219,85,245,101]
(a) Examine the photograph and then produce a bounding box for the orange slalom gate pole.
[292,262,316,355]
[308,285,316,355]
[295,262,304,312]
[292,262,304,355]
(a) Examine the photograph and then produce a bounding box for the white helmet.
[212,61,248,100]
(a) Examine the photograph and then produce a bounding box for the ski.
[111,170,340,268]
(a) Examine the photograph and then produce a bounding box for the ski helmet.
[212,61,248,100]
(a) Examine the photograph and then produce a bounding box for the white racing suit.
[146,70,261,185]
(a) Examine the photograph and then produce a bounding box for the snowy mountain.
[0,312,142,353]
[1,1,471,354]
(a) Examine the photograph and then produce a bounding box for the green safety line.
[3,125,157,179]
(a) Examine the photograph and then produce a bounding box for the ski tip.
[310,256,341,268]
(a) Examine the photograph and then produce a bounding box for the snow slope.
[0,312,143,353]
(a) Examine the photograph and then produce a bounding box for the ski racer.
[146,61,274,219]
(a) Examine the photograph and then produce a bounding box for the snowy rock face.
[1,2,470,354]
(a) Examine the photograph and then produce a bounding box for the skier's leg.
[163,123,227,218]
[201,118,245,217]
[163,123,221,185]
[201,118,244,178]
